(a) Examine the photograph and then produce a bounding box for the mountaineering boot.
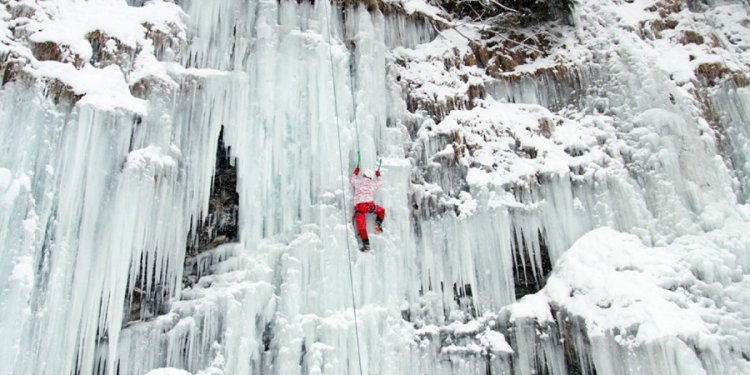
[360,239,370,253]
[375,218,384,234]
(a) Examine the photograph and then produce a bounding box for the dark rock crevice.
[435,0,573,27]
[124,126,240,323]
[183,126,240,286]
[512,228,552,300]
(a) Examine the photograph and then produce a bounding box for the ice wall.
[0,74,227,374]
[1,0,750,374]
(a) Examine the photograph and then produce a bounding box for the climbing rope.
[323,3,365,375]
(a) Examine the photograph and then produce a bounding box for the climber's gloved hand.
[375,170,381,177]
[354,167,360,175]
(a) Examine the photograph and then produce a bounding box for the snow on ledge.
[34,62,148,113]
[28,0,185,62]
[124,144,182,178]
[544,227,708,341]
[506,222,750,347]
[3,0,189,115]
[384,0,449,24]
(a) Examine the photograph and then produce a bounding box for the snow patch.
[28,0,185,61]
[511,224,750,351]
[9,256,34,288]
[478,328,513,354]
[124,144,181,178]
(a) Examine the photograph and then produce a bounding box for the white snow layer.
[1,0,750,374]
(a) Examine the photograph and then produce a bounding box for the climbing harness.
[323,4,365,375]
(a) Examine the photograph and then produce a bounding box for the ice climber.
[351,165,385,253]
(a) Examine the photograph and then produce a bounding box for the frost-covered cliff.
[1,0,750,374]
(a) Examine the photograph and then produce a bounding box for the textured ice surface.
[1,0,750,374]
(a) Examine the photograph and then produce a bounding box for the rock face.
[184,126,240,287]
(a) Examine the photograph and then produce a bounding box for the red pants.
[354,202,385,241]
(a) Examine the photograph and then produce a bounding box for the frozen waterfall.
[1,0,750,374]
